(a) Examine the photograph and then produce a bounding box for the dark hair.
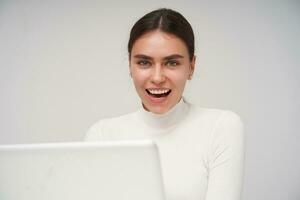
[128,8,195,61]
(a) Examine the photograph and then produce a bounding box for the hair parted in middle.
[128,8,195,61]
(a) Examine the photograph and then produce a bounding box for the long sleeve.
[205,111,245,200]
[83,102,245,200]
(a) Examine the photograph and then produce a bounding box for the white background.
[0,1,299,199]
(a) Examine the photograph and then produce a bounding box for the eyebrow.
[133,54,153,60]
[133,54,184,60]
[164,54,184,60]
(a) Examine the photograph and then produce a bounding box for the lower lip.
[146,92,169,104]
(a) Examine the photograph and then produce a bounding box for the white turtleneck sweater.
[85,98,245,200]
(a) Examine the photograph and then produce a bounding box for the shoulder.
[187,103,244,138]
[186,104,245,161]
[84,111,138,141]
[190,105,245,150]
[94,111,138,128]
[188,103,242,124]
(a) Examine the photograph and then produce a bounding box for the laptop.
[0,140,166,200]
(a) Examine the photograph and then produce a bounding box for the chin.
[140,91,179,114]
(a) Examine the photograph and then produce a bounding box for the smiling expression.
[129,30,195,114]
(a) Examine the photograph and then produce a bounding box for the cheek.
[175,79,188,92]
[169,70,189,88]
[131,70,148,88]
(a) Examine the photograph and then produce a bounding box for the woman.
[85,8,245,200]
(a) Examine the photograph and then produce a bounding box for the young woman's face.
[129,30,195,114]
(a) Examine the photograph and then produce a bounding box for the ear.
[188,55,196,80]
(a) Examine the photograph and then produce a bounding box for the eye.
[136,60,151,68]
[165,60,179,67]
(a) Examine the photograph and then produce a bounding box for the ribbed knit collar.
[138,97,190,130]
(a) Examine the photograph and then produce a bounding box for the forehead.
[131,30,189,58]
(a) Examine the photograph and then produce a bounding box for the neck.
[138,97,190,129]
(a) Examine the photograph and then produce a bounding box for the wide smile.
[145,88,172,98]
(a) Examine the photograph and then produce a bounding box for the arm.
[205,111,245,200]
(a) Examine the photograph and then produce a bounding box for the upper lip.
[146,87,170,90]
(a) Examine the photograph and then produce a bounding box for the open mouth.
[146,88,172,98]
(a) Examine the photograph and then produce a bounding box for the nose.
[151,65,166,85]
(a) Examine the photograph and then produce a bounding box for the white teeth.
[148,89,170,94]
